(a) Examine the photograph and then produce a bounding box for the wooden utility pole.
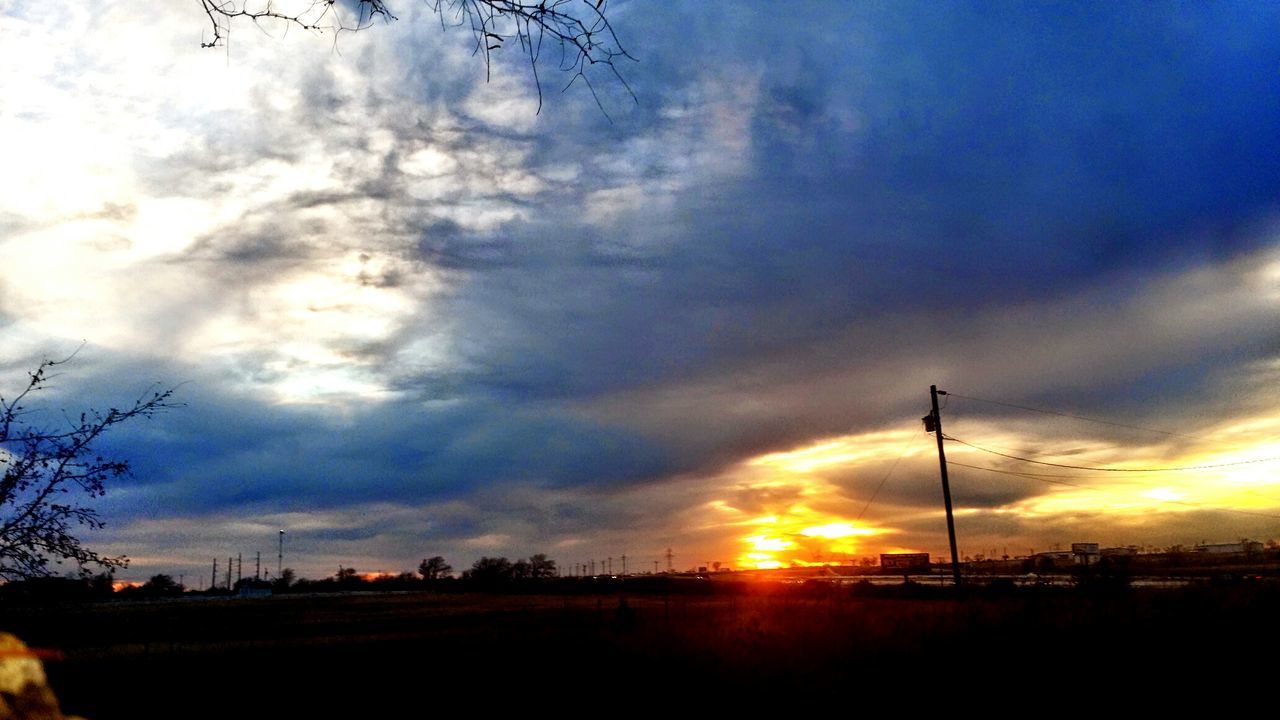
[926,385,962,586]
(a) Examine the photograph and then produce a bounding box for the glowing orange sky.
[714,415,1280,570]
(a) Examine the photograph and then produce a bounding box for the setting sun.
[714,437,902,569]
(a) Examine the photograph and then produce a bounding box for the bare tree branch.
[199,1,637,116]
[0,357,180,581]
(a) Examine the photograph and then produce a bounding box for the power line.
[855,431,928,521]
[945,435,1280,472]
[946,462,1141,481]
[947,460,1099,489]
[945,392,1199,440]
[948,460,1280,521]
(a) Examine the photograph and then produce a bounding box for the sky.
[2,1,1280,583]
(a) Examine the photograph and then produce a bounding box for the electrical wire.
[946,465,1145,481]
[855,431,927,521]
[945,434,1280,472]
[944,391,1199,440]
[947,460,1101,488]
[948,459,1280,521]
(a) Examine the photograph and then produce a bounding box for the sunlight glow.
[182,254,443,404]
[749,430,925,473]
[801,523,876,539]
[736,513,889,570]
[707,430,915,569]
[745,536,794,552]
[1144,487,1186,503]
[947,417,1280,523]
[716,415,1280,569]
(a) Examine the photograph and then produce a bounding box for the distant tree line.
[0,553,572,603]
[462,554,557,585]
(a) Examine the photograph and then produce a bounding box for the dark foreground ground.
[4,581,1278,717]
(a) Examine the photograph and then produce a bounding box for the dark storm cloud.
[410,1,1280,421]
[663,273,1269,471]
[42,350,675,523]
[413,218,523,271]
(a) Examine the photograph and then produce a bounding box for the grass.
[4,582,1277,716]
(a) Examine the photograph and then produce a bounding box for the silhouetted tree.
[273,566,296,590]
[144,573,178,591]
[465,556,513,585]
[141,573,182,597]
[527,553,556,578]
[198,1,635,115]
[89,570,115,597]
[418,555,452,580]
[0,355,177,581]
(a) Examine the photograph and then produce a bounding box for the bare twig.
[199,1,396,48]
[199,0,637,116]
[0,357,180,581]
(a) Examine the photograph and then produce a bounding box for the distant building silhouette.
[1195,540,1263,555]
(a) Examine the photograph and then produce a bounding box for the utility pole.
[278,530,285,578]
[665,548,673,573]
[924,385,962,586]
[256,551,261,580]
[226,556,233,590]
[237,553,242,585]
[621,554,627,576]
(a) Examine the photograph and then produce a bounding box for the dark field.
[5,582,1278,717]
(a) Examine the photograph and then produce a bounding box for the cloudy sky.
[3,1,1279,583]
